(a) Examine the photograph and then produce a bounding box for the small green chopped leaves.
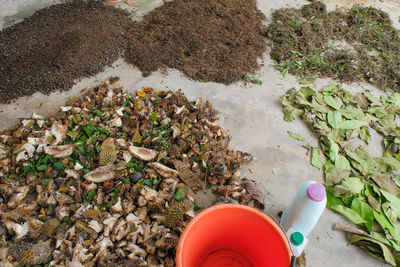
[85,190,96,203]
[37,165,48,171]
[174,188,186,201]
[287,131,304,141]
[42,178,51,186]
[152,110,158,122]
[53,161,64,170]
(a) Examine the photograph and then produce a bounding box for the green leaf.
[53,161,64,170]
[299,76,316,84]
[324,95,343,110]
[327,138,339,161]
[299,77,316,85]
[287,131,304,141]
[375,156,400,172]
[174,188,186,201]
[311,147,322,170]
[283,68,289,78]
[335,155,351,170]
[326,187,345,208]
[283,106,302,122]
[368,107,388,118]
[363,91,380,105]
[327,111,342,129]
[331,204,367,224]
[340,105,364,120]
[37,165,48,171]
[152,110,158,122]
[359,127,371,144]
[373,210,398,241]
[342,177,365,195]
[380,190,400,218]
[325,167,350,186]
[340,120,369,130]
[388,93,400,107]
[299,86,316,96]
[351,197,374,230]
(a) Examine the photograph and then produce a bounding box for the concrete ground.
[1,0,400,266]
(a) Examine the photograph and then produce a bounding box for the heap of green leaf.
[281,84,400,265]
[266,1,400,92]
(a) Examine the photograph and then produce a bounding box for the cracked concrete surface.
[1,0,400,266]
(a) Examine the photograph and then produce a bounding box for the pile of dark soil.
[0,1,130,103]
[124,0,267,85]
[266,2,400,91]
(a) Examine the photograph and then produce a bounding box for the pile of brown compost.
[0,0,130,103]
[0,0,268,103]
[0,78,264,266]
[124,0,267,85]
[266,1,400,92]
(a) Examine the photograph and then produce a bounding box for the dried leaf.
[295,251,306,267]
[334,223,367,235]
[242,178,265,210]
[350,235,396,266]
[371,173,399,196]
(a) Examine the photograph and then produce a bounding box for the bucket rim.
[175,203,293,267]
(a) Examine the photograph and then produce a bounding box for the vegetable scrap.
[281,84,400,265]
[266,2,400,92]
[0,78,263,266]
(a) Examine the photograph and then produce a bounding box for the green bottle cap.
[290,232,304,246]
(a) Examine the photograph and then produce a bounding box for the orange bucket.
[176,204,292,267]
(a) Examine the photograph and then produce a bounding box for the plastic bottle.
[280,181,326,237]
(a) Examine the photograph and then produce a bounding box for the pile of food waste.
[266,1,400,92]
[281,84,400,265]
[0,78,263,266]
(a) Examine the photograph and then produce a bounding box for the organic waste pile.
[124,0,267,85]
[281,85,400,265]
[0,0,267,103]
[0,1,130,103]
[0,79,263,266]
[266,2,400,92]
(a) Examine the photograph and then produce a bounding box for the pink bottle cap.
[306,183,326,202]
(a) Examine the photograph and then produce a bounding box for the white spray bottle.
[280,181,326,266]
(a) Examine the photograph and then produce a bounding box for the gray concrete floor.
[1,0,400,266]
